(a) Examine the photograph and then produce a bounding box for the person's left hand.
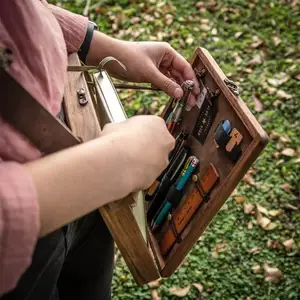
[109,41,200,107]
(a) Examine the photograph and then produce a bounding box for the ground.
[52,1,300,299]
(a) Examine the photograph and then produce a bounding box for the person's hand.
[87,32,200,107]
[112,41,200,107]
[100,115,175,191]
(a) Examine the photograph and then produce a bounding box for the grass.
[51,1,300,299]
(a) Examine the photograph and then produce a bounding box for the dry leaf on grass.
[267,239,281,249]
[151,290,161,300]
[249,247,261,254]
[272,36,281,46]
[277,90,292,99]
[264,263,283,283]
[252,96,264,112]
[281,148,296,157]
[244,203,255,214]
[148,278,162,289]
[193,283,204,293]
[248,221,253,229]
[283,203,298,211]
[282,183,291,193]
[283,239,294,249]
[269,209,284,217]
[169,285,191,297]
[248,55,262,66]
[252,264,261,273]
[267,72,290,87]
[257,211,277,230]
[243,172,257,186]
[235,195,245,204]
[256,204,269,215]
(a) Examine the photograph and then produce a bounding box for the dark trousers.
[1,211,114,300]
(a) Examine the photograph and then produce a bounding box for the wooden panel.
[64,53,160,285]
[146,47,269,276]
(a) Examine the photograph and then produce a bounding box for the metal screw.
[76,88,88,106]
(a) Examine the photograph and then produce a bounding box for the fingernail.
[174,88,182,98]
[195,87,201,94]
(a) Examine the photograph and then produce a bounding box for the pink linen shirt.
[0,0,88,294]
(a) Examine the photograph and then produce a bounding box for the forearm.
[25,133,130,236]
[86,31,132,80]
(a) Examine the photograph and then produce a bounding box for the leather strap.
[159,164,219,255]
[0,68,80,155]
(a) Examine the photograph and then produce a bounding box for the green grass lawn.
[52,1,300,299]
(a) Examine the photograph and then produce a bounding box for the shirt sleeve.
[0,162,40,295]
[47,3,89,54]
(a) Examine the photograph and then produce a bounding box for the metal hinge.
[224,78,240,96]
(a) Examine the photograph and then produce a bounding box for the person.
[0,1,200,299]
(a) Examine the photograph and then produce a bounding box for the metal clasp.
[77,88,88,106]
[224,78,240,96]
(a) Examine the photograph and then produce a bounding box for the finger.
[169,68,184,85]
[148,65,183,98]
[167,48,200,95]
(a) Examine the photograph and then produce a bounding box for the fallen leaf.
[148,278,162,289]
[243,173,257,186]
[269,209,284,217]
[266,223,277,230]
[281,148,296,157]
[169,285,191,297]
[234,54,242,66]
[244,203,255,214]
[151,290,161,300]
[212,240,227,257]
[256,204,269,215]
[272,36,281,46]
[283,183,291,192]
[276,90,292,99]
[195,2,205,9]
[130,17,140,24]
[267,73,290,87]
[235,195,245,204]
[233,32,244,40]
[248,55,262,66]
[280,135,291,144]
[248,221,253,229]
[164,14,174,25]
[267,238,281,249]
[249,247,261,254]
[186,37,194,45]
[200,24,211,31]
[283,203,298,211]
[250,36,263,48]
[283,239,294,249]
[211,28,218,35]
[252,264,261,273]
[252,96,264,112]
[193,283,204,293]
[273,100,281,107]
[264,263,283,283]
[257,211,276,230]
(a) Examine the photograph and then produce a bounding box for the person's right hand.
[101,115,175,192]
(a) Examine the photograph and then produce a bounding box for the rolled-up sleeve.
[47,4,89,54]
[0,162,40,295]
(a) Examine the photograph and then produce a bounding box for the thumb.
[149,67,183,98]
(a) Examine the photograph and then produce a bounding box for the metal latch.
[224,78,240,96]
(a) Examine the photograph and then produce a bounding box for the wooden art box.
[64,47,269,286]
